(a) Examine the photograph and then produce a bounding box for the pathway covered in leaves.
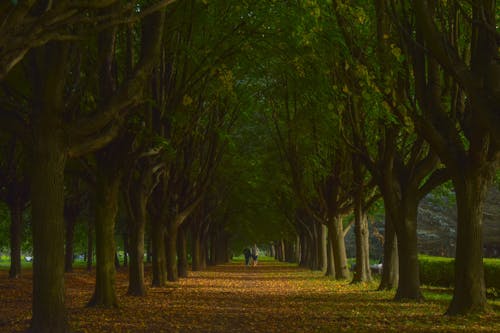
[1,261,499,332]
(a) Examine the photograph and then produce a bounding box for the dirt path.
[0,262,499,332]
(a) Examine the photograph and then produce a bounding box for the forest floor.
[0,261,499,332]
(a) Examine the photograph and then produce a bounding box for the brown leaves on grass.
[0,263,499,332]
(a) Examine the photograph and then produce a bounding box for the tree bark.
[446,172,489,314]
[394,194,423,300]
[87,170,120,308]
[352,209,371,283]
[127,186,147,296]
[165,220,178,282]
[87,219,93,272]
[8,196,23,279]
[378,212,398,291]
[351,159,372,283]
[330,216,349,279]
[319,224,328,272]
[30,41,69,333]
[325,234,335,277]
[151,217,166,286]
[177,224,188,278]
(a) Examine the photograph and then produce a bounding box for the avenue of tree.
[0,1,498,332]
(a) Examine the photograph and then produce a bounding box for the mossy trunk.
[87,172,120,308]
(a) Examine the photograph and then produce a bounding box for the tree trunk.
[351,159,371,283]
[394,195,423,300]
[319,224,328,272]
[177,225,188,278]
[127,188,147,296]
[64,212,77,273]
[165,220,179,282]
[378,212,398,290]
[330,216,349,279]
[8,196,23,279]
[151,217,166,286]
[209,230,216,265]
[30,42,69,332]
[298,233,309,268]
[191,231,202,271]
[295,235,301,264]
[325,235,335,277]
[128,217,146,295]
[30,103,68,332]
[446,172,489,315]
[352,210,371,283]
[87,172,120,308]
[87,219,93,272]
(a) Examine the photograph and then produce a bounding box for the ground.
[0,261,499,332]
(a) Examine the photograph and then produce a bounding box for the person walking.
[251,244,259,267]
[243,247,251,266]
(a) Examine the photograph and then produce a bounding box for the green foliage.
[484,258,500,297]
[419,255,455,288]
[419,255,500,298]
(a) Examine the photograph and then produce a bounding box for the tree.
[389,0,499,314]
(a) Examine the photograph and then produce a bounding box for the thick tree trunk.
[165,221,178,282]
[30,108,68,332]
[330,216,349,279]
[30,41,69,332]
[446,173,489,315]
[151,217,166,286]
[8,197,23,279]
[378,213,398,291]
[87,173,120,308]
[394,195,423,301]
[177,225,188,278]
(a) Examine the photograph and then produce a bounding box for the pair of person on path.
[243,244,259,267]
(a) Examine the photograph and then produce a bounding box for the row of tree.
[0,1,498,332]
